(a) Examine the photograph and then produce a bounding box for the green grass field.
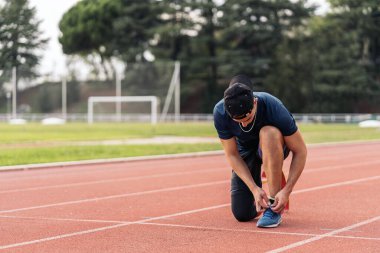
[0,122,215,143]
[1,122,379,166]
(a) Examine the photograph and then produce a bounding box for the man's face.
[232,107,255,127]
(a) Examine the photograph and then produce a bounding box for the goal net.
[88,96,159,124]
[87,61,180,123]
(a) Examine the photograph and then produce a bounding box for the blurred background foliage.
[0,0,379,114]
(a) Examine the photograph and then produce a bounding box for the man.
[213,74,307,228]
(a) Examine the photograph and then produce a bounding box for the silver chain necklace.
[239,98,257,133]
[239,114,256,132]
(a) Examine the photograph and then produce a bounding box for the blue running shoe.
[256,208,282,228]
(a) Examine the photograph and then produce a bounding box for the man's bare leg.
[259,126,284,200]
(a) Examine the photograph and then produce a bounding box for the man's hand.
[271,189,290,213]
[252,187,269,212]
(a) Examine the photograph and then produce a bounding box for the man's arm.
[271,129,307,212]
[220,138,269,211]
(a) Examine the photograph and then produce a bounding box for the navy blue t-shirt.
[213,92,297,156]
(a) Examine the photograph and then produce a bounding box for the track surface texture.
[0,141,379,252]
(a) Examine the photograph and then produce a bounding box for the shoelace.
[263,208,276,218]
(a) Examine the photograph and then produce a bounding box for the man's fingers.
[272,201,284,213]
[262,193,269,204]
[255,198,267,212]
[272,198,279,207]
[256,202,262,212]
[260,199,269,209]
[271,205,281,213]
[260,192,269,208]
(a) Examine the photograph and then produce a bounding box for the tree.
[150,0,223,112]
[59,0,162,79]
[112,0,163,62]
[187,0,221,109]
[268,0,380,113]
[150,0,194,61]
[328,0,380,111]
[219,0,313,87]
[59,0,122,80]
[265,28,316,112]
[149,0,315,112]
[274,17,369,112]
[0,0,48,92]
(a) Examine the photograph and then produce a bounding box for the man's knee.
[231,191,258,222]
[260,126,282,140]
[259,126,284,148]
[231,206,257,222]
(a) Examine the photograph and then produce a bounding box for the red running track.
[0,141,379,252]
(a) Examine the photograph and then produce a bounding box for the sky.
[27,0,329,81]
[29,0,79,80]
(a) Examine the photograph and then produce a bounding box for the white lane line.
[0,223,132,250]
[293,176,380,194]
[0,215,125,224]
[0,150,224,173]
[1,175,380,249]
[0,204,230,250]
[0,180,229,214]
[303,160,380,174]
[267,216,380,253]
[0,159,222,182]
[3,157,380,195]
[0,167,227,194]
[305,149,380,162]
[1,215,379,242]
[141,222,380,241]
[2,172,380,215]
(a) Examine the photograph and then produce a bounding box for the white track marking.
[267,216,380,253]
[1,174,380,215]
[0,175,379,249]
[293,176,380,194]
[303,160,380,174]
[1,214,379,242]
[0,167,227,194]
[0,180,228,214]
[0,215,125,224]
[2,157,380,194]
[141,222,380,241]
[1,215,378,242]
[305,149,380,162]
[0,151,224,173]
[0,223,132,250]
[0,159,223,182]
[0,204,229,250]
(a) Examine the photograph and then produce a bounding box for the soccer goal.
[86,61,180,123]
[87,96,159,124]
[121,61,180,122]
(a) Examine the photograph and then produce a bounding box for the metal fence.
[292,114,380,124]
[0,113,379,123]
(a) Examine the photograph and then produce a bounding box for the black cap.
[224,80,253,119]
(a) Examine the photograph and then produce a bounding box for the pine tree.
[59,0,122,80]
[219,0,313,87]
[0,0,48,92]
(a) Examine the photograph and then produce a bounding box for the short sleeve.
[213,103,234,140]
[265,95,298,136]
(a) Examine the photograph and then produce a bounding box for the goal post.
[121,61,180,122]
[160,61,180,122]
[87,96,159,124]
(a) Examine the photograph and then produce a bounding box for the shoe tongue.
[264,208,274,217]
